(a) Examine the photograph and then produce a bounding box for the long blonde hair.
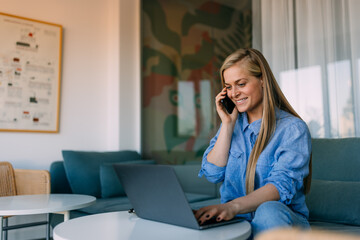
[220,48,312,194]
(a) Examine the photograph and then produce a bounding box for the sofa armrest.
[14,169,51,195]
[171,164,220,198]
[50,161,73,194]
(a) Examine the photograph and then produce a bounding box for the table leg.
[64,211,70,221]
[1,216,3,240]
[46,213,50,240]
[3,218,7,240]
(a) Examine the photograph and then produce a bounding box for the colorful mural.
[142,0,252,164]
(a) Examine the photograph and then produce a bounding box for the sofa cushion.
[100,160,156,198]
[306,179,360,226]
[62,150,141,197]
[184,193,216,203]
[312,138,360,181]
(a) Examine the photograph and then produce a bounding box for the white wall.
[0,0,141,170]
[119,0,141,151]
[1,0,140,239]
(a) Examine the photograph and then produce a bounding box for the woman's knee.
[251,201,292,236]
[255,201,287,220]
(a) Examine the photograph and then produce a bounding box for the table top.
[0,194,96,216]
[53,211,252,240]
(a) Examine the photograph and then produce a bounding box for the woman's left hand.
[194,202,238,225]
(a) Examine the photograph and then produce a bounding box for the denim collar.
[241,112,261,136]
[241,108,285,136]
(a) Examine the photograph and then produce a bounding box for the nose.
[230,87,239,99]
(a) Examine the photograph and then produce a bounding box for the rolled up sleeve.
[265,122,311,204]
[198,127,226,184]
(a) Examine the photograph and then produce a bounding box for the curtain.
[258,0,360,138]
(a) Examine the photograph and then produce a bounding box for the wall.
[0,0,140,239]
[140,0,252,164]
[0,0,140,170]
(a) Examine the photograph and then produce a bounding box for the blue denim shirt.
[198,109,312,221]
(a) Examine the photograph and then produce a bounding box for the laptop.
[113,164,243,230]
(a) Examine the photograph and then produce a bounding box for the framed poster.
[0,12,62,133]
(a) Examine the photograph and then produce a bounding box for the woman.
[196,48,312,236]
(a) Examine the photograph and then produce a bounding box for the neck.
[247,110,263,124]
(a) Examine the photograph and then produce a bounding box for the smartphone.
[221,95,235,114]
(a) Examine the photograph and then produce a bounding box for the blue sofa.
[49,150,220,227]
[305,138,360,234]
[50,138,360,235]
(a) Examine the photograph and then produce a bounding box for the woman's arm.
[229,183,280,214]
[195,184,279,224]
[207,88,238,167]
[206,123,235,167]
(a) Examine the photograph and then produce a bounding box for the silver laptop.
[113,164,243,230]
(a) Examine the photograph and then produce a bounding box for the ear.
[260,78,264,87]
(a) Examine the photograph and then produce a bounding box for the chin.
[236,106,247,113]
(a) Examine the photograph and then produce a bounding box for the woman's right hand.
[215,87,238,125]
[207,88,238,167]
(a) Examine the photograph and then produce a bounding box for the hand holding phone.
[221,95,235,114]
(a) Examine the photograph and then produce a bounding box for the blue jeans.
[251,201,310,237]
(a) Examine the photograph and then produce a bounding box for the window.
[255,0,360,138]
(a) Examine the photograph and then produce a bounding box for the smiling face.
[223,60,264,123]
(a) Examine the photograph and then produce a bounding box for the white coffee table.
[53,211,252,240]
[0,194,96,240]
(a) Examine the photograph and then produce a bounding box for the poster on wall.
[0,12,62,133]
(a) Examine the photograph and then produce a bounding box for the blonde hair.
[220,48,312,194]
